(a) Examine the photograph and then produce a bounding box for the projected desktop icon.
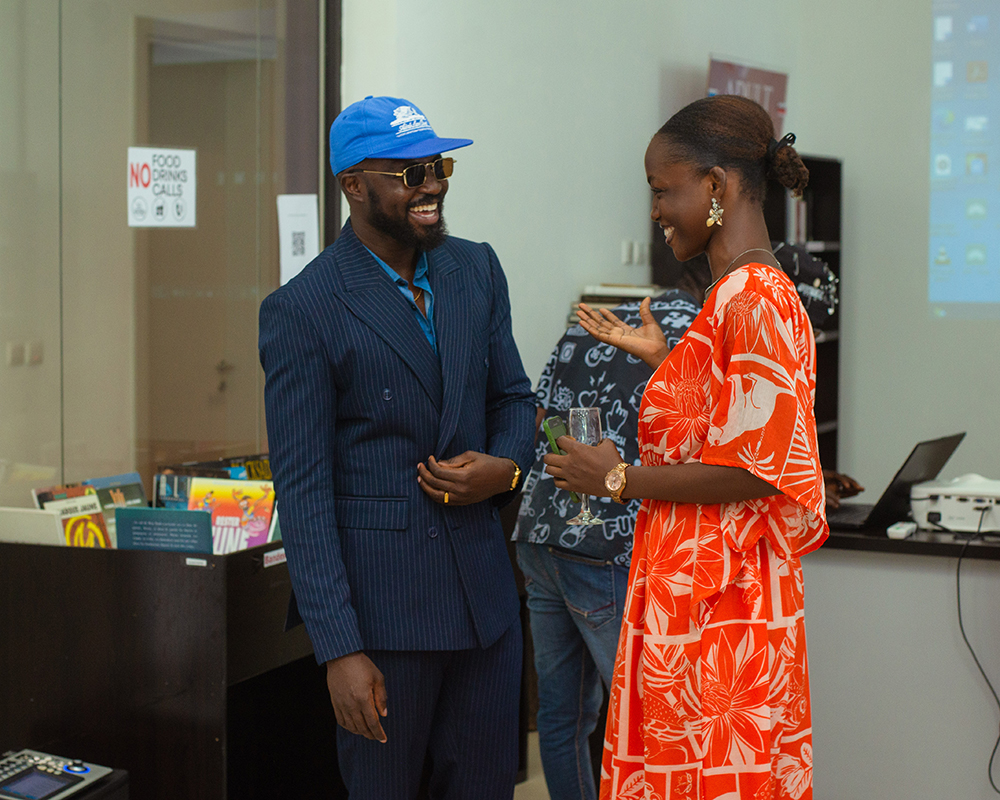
[934,15,953,41]
[967,15,989,34]
[966,153,988,176]
[966,245,987,266]
[967,61,989,83]
[965,115,988,133]
[933,154,952,176]
[934,109,956,129]
[966,199,987,220]
[933,61,954,87]
[934,247,951,265]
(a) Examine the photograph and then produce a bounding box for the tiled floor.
[514,732,551,800]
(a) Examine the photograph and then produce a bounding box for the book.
[39,489,112,548]
[267,503,281,543]
[154,473,194,509]
[0,507,66,545]
[32,482,84,509]
[157,454,271,481]
[116,507,212,553]
[187,477,274,554]
[155,474,275,554]
[83,472,148,547]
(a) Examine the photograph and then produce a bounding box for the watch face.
[606,472,624,492]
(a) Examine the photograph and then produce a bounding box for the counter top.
[822,527,1000,561]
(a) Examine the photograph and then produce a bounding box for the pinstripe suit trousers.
[336,621,522,799]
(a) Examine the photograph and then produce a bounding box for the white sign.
[127,146,197,227]
[277,194,320,284]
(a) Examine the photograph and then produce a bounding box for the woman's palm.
[577,298,668,368]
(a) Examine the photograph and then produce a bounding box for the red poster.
[707,59,788,135]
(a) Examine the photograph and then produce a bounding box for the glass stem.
[580,494,590,516]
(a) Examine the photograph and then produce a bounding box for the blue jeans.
[515,541,630,800]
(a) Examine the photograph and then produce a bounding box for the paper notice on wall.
[277,194,320,285]
[127,146,197,227]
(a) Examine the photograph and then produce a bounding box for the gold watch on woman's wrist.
[605,462,629,504]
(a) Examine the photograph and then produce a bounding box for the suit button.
[428,526,438,539]
[382,388,392,401]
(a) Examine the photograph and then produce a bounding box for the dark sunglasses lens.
[402,164,426,188]
[436,158,454,179]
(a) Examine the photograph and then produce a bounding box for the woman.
[544,95,829,800]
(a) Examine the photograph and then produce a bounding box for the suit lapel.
[334,227,443,410]
[431,245,471,456]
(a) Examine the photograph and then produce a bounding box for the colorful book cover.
[41,489,112,548]
[116,507,212,553]
[155,473,194,509]
[83,472,148,547]
[186,477,274,554]
[31,482,84,509]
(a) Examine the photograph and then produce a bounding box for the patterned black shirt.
[512,290,701,565]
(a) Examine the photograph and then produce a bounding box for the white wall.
[341,0,1000,492]
[804,547,1000,800]
[342,5,1000,796]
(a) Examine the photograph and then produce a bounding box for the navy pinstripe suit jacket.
[259,222,536,664]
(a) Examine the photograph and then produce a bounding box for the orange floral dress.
[600,263,829,800]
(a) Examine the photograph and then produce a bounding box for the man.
[511,290,701,800]
[259,96,536,799]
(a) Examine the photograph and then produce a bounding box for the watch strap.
[606,462,629,504]
[506,459,522,491]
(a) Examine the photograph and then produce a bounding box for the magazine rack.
[0,541,344,799]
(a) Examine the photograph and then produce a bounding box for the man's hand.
[543,437,624,497]
[417,451,515,505]
[326,652,388,742]
[823,469,864,509]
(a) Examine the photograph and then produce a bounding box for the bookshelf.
[650,155,843,469]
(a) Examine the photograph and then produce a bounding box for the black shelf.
[650,155,843,469]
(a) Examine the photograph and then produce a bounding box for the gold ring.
[444,492,449,504]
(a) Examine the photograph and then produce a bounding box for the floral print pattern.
[601,264,828,799]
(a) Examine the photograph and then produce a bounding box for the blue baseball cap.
[330,96,473,175]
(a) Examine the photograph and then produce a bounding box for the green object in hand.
[541,415,579,503]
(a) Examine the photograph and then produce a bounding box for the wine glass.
[567,407,603,526]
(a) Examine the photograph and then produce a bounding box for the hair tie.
[767,132,796,161]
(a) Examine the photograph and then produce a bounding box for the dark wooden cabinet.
[0,542,343,799]
[651,155,843,469]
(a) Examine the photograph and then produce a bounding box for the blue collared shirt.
[365,248,437,353]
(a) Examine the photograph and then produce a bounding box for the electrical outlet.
[27,341,43,366]
[634,242,650,265]
[621,240,634,265]
[6,342,25,367]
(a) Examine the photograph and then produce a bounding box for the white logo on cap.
[390,105,431,137]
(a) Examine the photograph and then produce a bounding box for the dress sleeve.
[698,275,828,558]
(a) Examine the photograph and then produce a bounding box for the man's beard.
[367,187,448,251]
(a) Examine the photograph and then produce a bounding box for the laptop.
[826,432,966,532]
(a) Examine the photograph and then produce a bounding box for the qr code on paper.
[291,231,306,257]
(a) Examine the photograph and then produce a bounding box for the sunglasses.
[348,157,455,188]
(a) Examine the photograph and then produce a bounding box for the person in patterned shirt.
[513,289,701,800]
[546,95,830,799]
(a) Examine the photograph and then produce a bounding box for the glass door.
[58,0,320,490]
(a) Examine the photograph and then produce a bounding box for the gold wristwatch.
[507,459,522,491]
[605,462,629,504]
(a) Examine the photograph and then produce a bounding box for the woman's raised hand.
[577,297,669,369]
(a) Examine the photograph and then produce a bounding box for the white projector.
[910,474,1000,533]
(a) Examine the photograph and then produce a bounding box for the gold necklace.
[703,247,775,299]
[412,286,423,304]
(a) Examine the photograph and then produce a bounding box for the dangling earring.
[706,197,724,227]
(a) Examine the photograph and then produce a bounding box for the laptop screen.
[867,432,966,529]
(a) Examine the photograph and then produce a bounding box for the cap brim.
[371,136,473,162]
